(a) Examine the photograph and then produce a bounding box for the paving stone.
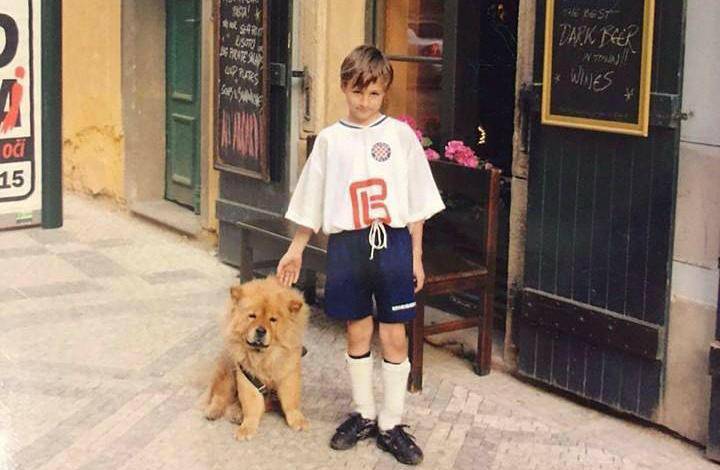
[18,280,103,298]
[0,245,49,258]
[0,254,91,290]
[26,228,76,245]
[58,251,128,277]
[44,242,97,254]
[0,193,715,470]
[0,287,26,303]
[141,268,208,284]
[87,238,133,248]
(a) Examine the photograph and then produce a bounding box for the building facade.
[61,0,719,449]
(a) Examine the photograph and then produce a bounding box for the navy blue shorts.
[325,226,416,323]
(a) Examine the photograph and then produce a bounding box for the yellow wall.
[297,0,365,169]
[324,0,367,124]
[62,1,124,200]
[59,0,365,221]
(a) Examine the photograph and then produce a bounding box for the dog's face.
[225,277,308,353]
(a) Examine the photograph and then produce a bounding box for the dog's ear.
[288,299,304,313]
[230,285,243,301]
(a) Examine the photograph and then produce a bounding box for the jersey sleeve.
[285,135,326,232]
[405,126,445,223]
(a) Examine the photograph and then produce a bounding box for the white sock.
[378,358,410,431]
[346,353,376,420]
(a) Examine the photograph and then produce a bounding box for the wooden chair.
[407,160,501,392]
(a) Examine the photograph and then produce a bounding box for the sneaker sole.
[330,428,378,451]
[376,439,423,465]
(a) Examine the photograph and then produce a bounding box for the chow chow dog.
[204,276,310,440]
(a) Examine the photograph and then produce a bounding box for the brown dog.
[204,276,310,440]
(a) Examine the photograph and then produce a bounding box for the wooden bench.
[235,217,327,304]
[233,159,500,393]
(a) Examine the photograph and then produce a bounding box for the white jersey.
[286,115,445,234]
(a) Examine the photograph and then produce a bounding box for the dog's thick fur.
[204,277,310,440]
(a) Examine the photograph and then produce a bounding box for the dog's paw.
[234,424,257,441]
[226,403,243,424]
[204,404,224,421]
[285,410,309,431]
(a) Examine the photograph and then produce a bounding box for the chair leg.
[302,270,317,305]
[407,298,425,393]
[475,288,493,376]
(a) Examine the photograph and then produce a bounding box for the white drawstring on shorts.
[368,219,387,260]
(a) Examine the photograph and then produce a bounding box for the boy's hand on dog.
[277,249,302,286]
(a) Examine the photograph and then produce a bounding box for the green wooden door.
[517,0,685,420]
[165,0,201,212]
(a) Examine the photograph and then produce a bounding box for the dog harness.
[236,363,269,396]
[235,347,307,396]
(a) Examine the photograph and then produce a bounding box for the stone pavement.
[0,193,715,470]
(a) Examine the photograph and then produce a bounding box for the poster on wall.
[0,0,41,228]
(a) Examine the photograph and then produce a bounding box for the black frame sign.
[541,0,655,136]
[214,0,270,180]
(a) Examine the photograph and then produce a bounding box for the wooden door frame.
[121,0,214,228]
[165,0,202,212]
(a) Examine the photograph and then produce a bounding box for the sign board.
[541,0,655,136]
[0,1,42,228]
[214,0,270,181]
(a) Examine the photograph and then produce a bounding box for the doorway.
[369,0,519,349]
[122,0,213,235]
[165,0,202,213]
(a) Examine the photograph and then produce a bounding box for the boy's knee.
[348,329,372,346]
[379,323,407,347]
[347,316,374,346]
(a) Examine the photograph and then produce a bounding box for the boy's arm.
[277,226,314,287]
[408,221,425,292]
[287,225,313,255]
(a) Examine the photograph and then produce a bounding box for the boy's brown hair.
[340,45,394,90]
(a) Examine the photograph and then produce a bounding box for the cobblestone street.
[0,194,715,469]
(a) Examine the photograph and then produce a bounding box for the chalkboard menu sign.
[214,0,269,180]
[541,0,655,136]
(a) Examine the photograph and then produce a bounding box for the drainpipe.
[41,0,62,228]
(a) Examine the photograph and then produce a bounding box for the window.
[372,0,444,140]
[368,1,520,175]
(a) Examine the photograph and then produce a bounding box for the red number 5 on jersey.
[349,178,392,229]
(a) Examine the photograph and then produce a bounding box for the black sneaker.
[376,425,423,465]
[330,413,378,450]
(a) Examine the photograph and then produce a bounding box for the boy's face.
[341,80,387,126]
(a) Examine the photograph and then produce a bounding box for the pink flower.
[444,140,465,157]
[457,153,480,168]
[424,148,440,161]
[397,114,417,130]
[397,114,424,143]
[444,140,479,168]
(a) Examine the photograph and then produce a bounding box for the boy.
[277,45,444,466]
